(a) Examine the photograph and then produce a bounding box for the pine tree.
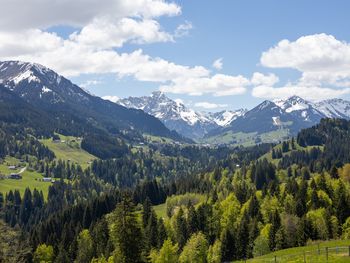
[330,165,339,179]
[142,198,152,228]
[145,209,159,251]
[236,211,250,258]
[19,188,32,226]
[275,227,286,250]
[109,196,143,263]
[157,218,167,249]
[220,228,236,261]
[91,218,110,258]
[174,207,188,249]
[271,149,276,159]
[268,210,281,251]
[187,203,198,235]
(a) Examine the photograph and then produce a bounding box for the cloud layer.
[194,102,228,109]
[0,0,250,97]
[255,33,350,100]
[1,2,350,102]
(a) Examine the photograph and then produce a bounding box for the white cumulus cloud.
[254,34,350,100]
[194,102,228,109]
[252,85,350,101]
[0,0,181,30]
[0,0,249,98]
[102,95,120,103]
[251,72,279,86]
[212,58,223,70]
[261,33,350,86]
[160,74,249,96]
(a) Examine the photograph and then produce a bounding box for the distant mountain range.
[2,60,350,146]
[114,92,350,143]
[0,61,185,143]
[116,91,247,139]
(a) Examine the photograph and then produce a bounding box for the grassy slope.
[235,239,350,263]
[0,169,52,199]
[153,203,167,219]
[40,134,97,169]
[0,156,52,199]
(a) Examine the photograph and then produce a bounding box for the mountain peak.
[274,95,311,113]
[151,90,166,99]
[0,60,62,87]
[258,100,276,110]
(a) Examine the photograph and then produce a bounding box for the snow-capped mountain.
[116,92,350,141]
[118,91,212,126]
[0,61,184,142]
[117,91,221,139]
[207,95,350,144]
[207,109,247,126]
[314,99,350,119]
[116,91,247,140]
[273,96,325,123]
[0,60,88,105]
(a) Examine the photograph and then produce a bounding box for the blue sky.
[1,0,350,110]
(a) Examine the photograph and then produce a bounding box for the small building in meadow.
[8,165,16,170]
[9,173,22,179]
[42,177,53,182]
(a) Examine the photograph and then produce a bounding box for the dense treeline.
[277,119,350,173]
[0,124,54,160]
[81,133,129,159]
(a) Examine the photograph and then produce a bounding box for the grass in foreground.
[236,239,350,263]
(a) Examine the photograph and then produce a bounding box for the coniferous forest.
[1,118,350,262]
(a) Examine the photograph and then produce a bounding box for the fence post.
[274,255,277,263]
[318,243,320,255]
[326,247,328,262]
[303,251,306,263]
[349,245,350,257]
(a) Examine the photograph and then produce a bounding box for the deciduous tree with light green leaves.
[179,232,208,263]
[149,239,178,263]
[33,244,54,263]
[75,229,94,263]
[207,239,222,263]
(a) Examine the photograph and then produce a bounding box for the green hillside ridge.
[235,239,350,262]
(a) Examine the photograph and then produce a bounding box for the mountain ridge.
[115,91,247,139]
[114,91,350,143]
[0,60,186,143]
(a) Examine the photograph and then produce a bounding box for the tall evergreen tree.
[109,196,143,263]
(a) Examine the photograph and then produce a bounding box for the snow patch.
[42,86,52,93]
[12,70,40,84]
[272,116,281,126]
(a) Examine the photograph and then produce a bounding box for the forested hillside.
[1,118,350,262]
